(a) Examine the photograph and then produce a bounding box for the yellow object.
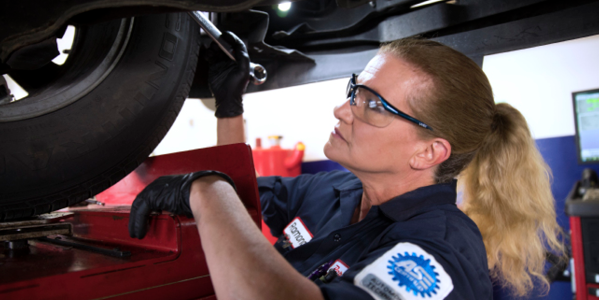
[296,142,305,151]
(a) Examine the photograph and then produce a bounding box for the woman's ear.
[410,138,451,170]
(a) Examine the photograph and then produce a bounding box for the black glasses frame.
[347,74,433,131]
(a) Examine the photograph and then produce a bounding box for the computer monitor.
[573,88,599,164]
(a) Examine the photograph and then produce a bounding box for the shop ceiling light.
[278,1,292,12]
[411,0,451,9]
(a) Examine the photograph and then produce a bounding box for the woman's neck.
[351,169,435,223]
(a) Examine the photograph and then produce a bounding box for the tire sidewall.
[0,13,199,218]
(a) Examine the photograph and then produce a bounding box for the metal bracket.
[0,212,74,241]
[38,236,132,258]
[0,223,72,241]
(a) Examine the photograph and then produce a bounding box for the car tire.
[0,12,200,221]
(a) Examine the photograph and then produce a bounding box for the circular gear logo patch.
[387,252,440,297]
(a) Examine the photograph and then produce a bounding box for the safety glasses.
[346,74,433,130]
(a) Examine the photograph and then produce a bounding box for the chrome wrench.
[189,11,267,85]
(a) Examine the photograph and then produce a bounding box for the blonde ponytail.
[460,103,564,296]
[381,38,565,296]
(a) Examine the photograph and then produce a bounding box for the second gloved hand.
[128,170,236,239]
[207,31,250,118]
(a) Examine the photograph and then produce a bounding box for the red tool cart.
[0,143,260,299]
[566,169,599,300]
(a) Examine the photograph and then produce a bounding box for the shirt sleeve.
[257,171,355,238]
[257,173,321,237]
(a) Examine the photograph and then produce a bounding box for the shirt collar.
[379,180,458,222]
[332,174,457,222]
[332,174,362,192]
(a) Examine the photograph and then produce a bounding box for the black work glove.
[206,31,250,118]
[128,170,236,239]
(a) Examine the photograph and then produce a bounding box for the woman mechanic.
[128,32,564,299]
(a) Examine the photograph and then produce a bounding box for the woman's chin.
[323,142,345,165]
[323,142,334,160]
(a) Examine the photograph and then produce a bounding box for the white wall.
[153,77,349,161]
[155,33,599,160]
[482,34,599,140]
[152,99,218,154]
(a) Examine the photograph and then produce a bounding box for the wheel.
[0,12,200,221]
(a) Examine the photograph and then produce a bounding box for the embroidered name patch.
[354,242,453,300]
[328,259,349,277]
[283,217,313,249]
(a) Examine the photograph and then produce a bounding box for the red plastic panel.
[0,144,261,299]
[69,207,179,252]
[97,143,261,214]
[0,211,212,299]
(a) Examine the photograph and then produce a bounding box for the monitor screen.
[573,88,599,164]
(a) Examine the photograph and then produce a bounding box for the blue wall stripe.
[536,135,599,232]
[301,160,348,174]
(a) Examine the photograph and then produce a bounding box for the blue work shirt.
[257,171,492,300]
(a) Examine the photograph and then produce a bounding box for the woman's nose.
[334,99,353,123]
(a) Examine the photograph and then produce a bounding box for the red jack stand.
[0,144,260,300]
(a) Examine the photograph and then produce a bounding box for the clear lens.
[350,86,394,128]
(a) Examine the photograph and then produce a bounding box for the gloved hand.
[128,170,236,239]
[206,31,250,118]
